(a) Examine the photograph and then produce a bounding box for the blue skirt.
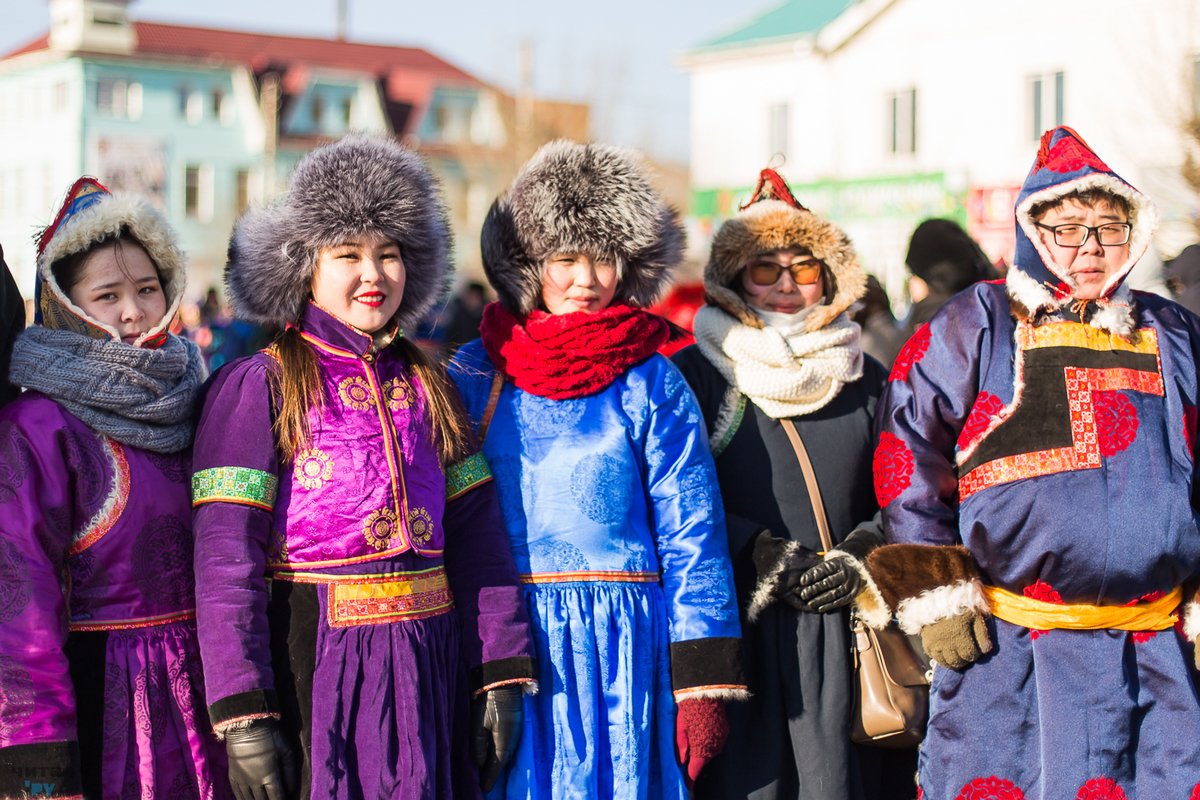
[491,581,687,800]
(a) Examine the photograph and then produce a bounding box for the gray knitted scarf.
[9,326,207,453]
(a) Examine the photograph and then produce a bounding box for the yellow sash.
[984,585,1181,631]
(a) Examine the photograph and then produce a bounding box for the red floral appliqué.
[1184,405,1198,460]
[873,432,914,508]
[1190,781,1200,800]
[1125,590,1166,643]
[1023,580,1063,640]
[1074,777,1126,800]
[957,392,1006,452]
[956,776,1025,800]
[1092,391,1138,457]
[1046,137,1110,174]
[890,323,931,382]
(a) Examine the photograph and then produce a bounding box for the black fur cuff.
[669,637,746,698]
[0,741,82,798]
[208,688,280,729]
[470,656,535,694]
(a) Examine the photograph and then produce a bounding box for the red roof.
[2,20,483,89]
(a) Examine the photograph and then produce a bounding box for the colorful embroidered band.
[445,452,493,500]
[327,566,454,628]
[519,570,661,584]
[192,467,279,510]
[70,609,195,632]
[984,585,1181,631]
[711,394,746,458]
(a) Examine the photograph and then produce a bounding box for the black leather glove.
[224,718,300,800]
[747,531,823,619]
[472,685,524,791]
[789,557,864,613]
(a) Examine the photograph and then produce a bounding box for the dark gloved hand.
[472,685,525,791]
[224,718,300,800]
[920,612,993,669]
[748,531,823,619]
[789,557,865,613]
[674,697,729,788]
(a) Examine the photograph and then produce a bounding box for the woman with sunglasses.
[673,168,915,800]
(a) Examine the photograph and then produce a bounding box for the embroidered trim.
[69,609,195,632]
[959,364,1164,500]
[337,375,376,410]
[473,677,539,698]
[445,452,493,500]
[672,685,752,701]
[1018,321,1158,354]
[192,467,279,510]
[292,447,334,490]
[326,567,454,628]
[519,570,660,584]
[70,437,130,555]
[711,391,746,458]
[273,566,447,584]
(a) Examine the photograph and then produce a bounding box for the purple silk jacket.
[0,392,227,799]
[191,302,534,730]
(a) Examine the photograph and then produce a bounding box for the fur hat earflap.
[36,177,187,346]
[481,140,684,315]
[226,134,452,330]
[705,168,866,332]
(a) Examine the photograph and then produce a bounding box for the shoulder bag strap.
[478,371,504,445]
[780,418,834,554]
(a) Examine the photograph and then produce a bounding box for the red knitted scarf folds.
[480,302,671,399]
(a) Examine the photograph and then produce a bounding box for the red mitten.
[674,697,729,787]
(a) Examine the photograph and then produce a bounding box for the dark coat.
[673,345,914,800]
[1,244,23,406]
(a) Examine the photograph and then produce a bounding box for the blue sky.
[1,0,779,162]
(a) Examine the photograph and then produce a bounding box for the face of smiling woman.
[540,252,619,315]
[310,232,406,333]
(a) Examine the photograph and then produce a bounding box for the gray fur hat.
[226,134,452,330]
[481,140,684,315]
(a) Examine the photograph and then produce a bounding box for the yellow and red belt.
[984,585,1181,631]
[273,565,454,628]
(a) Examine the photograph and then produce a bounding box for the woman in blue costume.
[867,126,1200,798]
[449,140,747,799]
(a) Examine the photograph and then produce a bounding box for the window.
[212,87,233,124]
[342,96,354,129]
[1029,71,1065,140]
[185,90,203,124]
[768,103,789,160]
[311,94,325,127]
[96,78,140,118]
[184,165,212,221]
[887,88,917,155]
[235,168,251,214]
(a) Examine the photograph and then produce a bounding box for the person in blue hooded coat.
[449,140,747,800]
[866,126,1200,798]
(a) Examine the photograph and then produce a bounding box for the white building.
[682,0,1200,303]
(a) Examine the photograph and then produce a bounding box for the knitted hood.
[705,168,867,332]
[1007,126,1157,335]
[226,134,452,330]
[480,140,684,315]
[35,177,187,347]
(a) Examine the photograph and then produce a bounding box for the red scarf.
[480,302,671,399]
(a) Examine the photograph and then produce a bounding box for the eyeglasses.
[745,258,824,286]
[1034,221,1132,248]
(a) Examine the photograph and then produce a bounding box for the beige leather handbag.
[780,419,929,749]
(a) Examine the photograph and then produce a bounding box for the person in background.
[191,135,535,800]
[868,126,1200,797]
[1166,243,1200,316]
[903,218,995,335]
[441,280,488,353]
[0,178,225,798]
[450,140,746,799]
[853,275,906,369]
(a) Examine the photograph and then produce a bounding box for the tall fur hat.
[36,176,187,347]
[226,134,451,330]
[706,168,866,332]
[480,140,684,315]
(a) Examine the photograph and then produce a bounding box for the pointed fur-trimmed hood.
[705,169,866,332]
[480,140,684,315]
[35,177,187,347]
[226,134,452,331]
[1008,126,1157,335]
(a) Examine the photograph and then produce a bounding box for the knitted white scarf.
[693,304,863,418]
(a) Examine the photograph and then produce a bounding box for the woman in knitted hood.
[449,140,747,798]
[190,135,535,800]
[672,169,914,800]
[0,178,223,798]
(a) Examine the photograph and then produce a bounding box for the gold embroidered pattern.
[383,377,414,411]
[326,567,454,628]
[445,452,492,500]
[1019,322,1159,354]
[338,375,376,411]
[292,447,334,490]
[266,529,289,566]
[363,507,399,550]
[407,506,435,546]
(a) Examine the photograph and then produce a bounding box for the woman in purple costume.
[191,135,535,800]
[0,177,226,798]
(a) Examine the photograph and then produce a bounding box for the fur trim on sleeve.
[893,578,989,635]
[866,543,989,633]
[746,538,805,621]
[825,549,890,630]
[1184,595,1200,644]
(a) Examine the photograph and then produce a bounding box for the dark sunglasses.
[745,258,824,287]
